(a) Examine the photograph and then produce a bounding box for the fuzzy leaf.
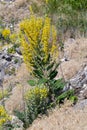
[38,78,48,85]
[49,70,58,79]
[33,69,43,78]
[54,79,65,90]
[28,80,37,86]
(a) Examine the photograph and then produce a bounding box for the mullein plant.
[13,11,77,129]
[19,12,76,104]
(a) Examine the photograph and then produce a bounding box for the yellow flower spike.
[52,25,57,44]
[41,17,51,61]
[20,14,58,71]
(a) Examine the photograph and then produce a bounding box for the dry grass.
[4,63,31,114]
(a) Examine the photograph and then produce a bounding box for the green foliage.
[64,0,87,11]
[58,90,78,105]
[27,80,37,86]
[45,0,59,15]
[69,95,78,104]
[44,0,87,37]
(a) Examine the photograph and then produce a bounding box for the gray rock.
[69,65,87,99]
[10,115,24,129]
[74,99,87,110]
[0,46,22,79]
[63,65,87,100]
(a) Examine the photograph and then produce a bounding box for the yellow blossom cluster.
[25,86,48,101]
[2,28,10,38]
[0,106,11,126]
[51,25,58,58]
[42,17,51,61]
[20,15,58,70]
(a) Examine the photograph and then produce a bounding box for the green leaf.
[33,69,43,78]
[47,62,54,71]
[28,80,37,86]
[54,79,65,90]
[56,91,67,103]
[38,78,48,85]
[67,89,74,99]
[49,70,58,79]
[46,54,51,64]
[69,96,78,104]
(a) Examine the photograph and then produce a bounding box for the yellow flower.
[19,14,58,71]
[25,86,48,101]
[0,106,11,126]
[2,28,10,38]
